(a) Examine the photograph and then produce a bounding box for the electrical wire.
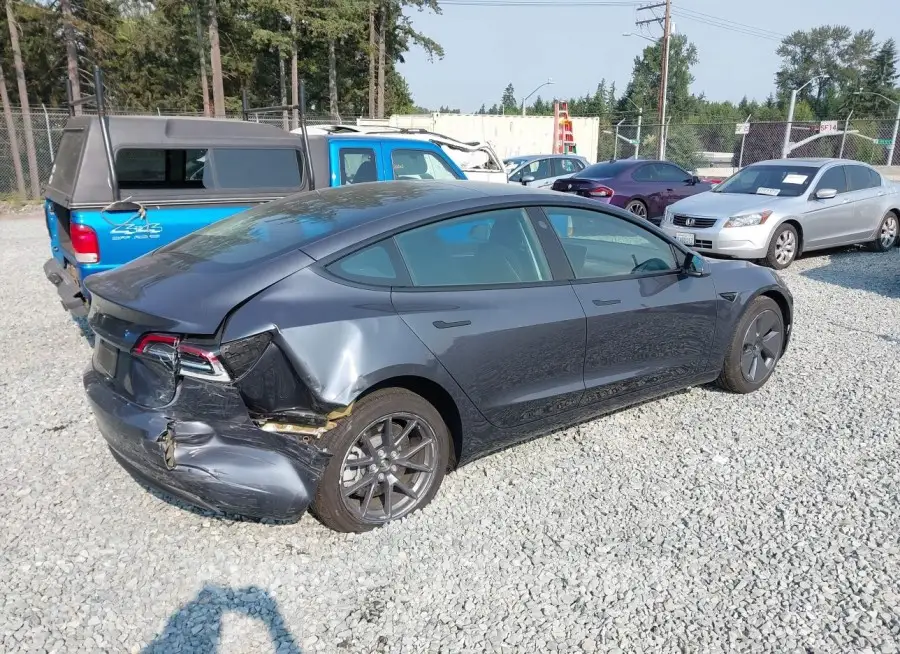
[671,9,785,42]
[673,7,787,38]
[438,0,641,6]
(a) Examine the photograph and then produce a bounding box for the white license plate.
[675,232,695,246]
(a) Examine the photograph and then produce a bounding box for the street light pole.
[782,75,827,159]
[521,78,553,116]
[852,90,899,166]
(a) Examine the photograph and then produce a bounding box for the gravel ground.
[2,211,899,654]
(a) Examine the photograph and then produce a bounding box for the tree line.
[479,26,899,125]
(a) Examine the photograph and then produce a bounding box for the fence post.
[613,118,624,159]
[41,103,54,164]
[738,113,751,169]
[635,109,642,159]
[839,111,852,159]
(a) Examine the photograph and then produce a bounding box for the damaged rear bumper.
[83,369,331,521]
[43,258,88,318]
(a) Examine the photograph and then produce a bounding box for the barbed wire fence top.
[2,108,899,198]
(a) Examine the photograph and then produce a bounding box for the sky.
[397,0,900,113]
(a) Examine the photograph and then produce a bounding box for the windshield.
[575,161,633,179]
[713,164,818,197]
[504,157,530,170]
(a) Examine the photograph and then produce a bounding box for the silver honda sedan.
[660,158,900,269]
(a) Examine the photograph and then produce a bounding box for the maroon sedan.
[551,159,714,225]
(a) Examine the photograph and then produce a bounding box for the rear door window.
[213,148,302,189]
[845,165,877,192]
[339,148,378,185]
[391,149,460,181]
[553,158,581,176]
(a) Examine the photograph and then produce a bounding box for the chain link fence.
[3,108,900,198]
[596,118,900,173]
[0,108,358,198]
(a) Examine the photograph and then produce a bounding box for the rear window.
[575,161,633,179]
[156,188,388,265]
[47,127,87,196]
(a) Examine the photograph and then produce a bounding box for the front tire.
[865,211,899,252]
[717,296,785,394]
[311,388,450,533]
[763,223,798,270]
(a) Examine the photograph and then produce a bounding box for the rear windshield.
[156,188,383,265]
[713,164,819,197]
[46,127,87,197]
[575,161,633,178]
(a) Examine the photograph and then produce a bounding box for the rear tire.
[865,211,899,252]
[763,223,798,270]
[310,388,450,533]
[625,199,648,220]
[717,296,785,394]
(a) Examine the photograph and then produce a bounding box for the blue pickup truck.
[43,115,468,317]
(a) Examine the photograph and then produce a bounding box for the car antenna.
[241,85,315,191]
[67,65,119,203]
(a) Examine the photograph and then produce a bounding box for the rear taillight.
[132,331,273,383]
[133,333,231,383]
[587,185,614,198]
[70,223,100,264]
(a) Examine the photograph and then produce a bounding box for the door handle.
[433,319,471,329]
[592,299,621,306]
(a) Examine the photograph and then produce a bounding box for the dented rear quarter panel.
[221,267,494,463]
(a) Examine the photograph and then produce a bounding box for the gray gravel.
[2,211,900,653]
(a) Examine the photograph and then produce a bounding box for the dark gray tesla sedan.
[82,180,793,533]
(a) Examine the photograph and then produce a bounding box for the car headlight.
[724,210,773,228]
[663,207,674,225]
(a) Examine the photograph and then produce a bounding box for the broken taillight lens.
[133,333,231,383]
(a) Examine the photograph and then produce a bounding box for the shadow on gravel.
[72,314,95,346]
[143,584,302,654]
[799,246,900,300]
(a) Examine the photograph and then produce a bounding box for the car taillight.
[587,185,614,198]
[70,223,100,264]
[133,333,231,383]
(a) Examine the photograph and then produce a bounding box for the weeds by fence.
[2,108,899,199]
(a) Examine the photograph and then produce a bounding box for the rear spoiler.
[67,66,119,202]
[241,84,315,191]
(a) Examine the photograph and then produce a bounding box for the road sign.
[819,120,838,133]
[876,138,893,146]
[628,139,639,145]
[735,122,750,135]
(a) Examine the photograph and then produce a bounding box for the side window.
[509,166,525,183]
[116,148,211,189]
[846,165,876,191]
[632,164,657,182]
[656,163,690,183]
[213,148,303,189]
[391,149,460,181]
[867,168,883,188]
[543,206,678,279]
[327,242,400,286]
[553,158,579,176]
[394,208,552,287]
[815,166,848,194]
[339,148,378,185]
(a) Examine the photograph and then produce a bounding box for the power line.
[673,7,787,39]
[671,9,785,42]
[438,0,641,6]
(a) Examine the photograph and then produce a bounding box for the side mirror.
[521,175,535,186]
[685,176,700,185]
[815,188,837,200]
[683,253,709,277]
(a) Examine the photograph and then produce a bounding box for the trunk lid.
[551,177,611,197]
[85,247,313,339]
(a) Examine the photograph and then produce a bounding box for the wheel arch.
[772,217,804,254]
[357,375,463,469]
[755,288,793,353]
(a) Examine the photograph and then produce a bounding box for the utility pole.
[635,0,671,160]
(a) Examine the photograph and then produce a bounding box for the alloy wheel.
[740,309,783,384]
[880,214,898,248]
[339,412,438,524]
[774,230,796,266]
[626,201,647,218]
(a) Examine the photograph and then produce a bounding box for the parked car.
[550,159,713,224]
[42,115,468,319]
[660,158,900,269]
[83,179,793,533]
[504,154,589,188]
